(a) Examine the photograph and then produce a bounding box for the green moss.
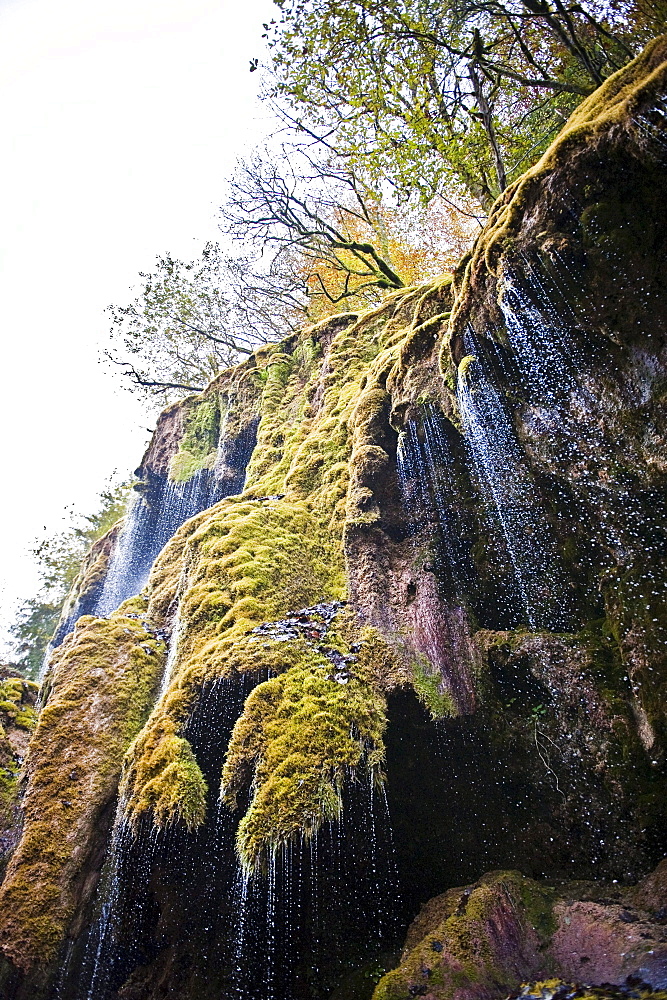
[0,761,19,819]
[372,970,408,1000]
[411,654,456,719]
[123,734,207,830]
[0,606,165,971]
[373,871,559,1000]
[0,675,39,844]
[169,395,221,483]
[511,875,557,948]
[120,285,452,864]
[519,982,667,1000]
[12,710,38,731]
[222,657,387,871]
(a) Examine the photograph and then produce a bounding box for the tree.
[288,187,480,321]
[9,479,131,678]
[222,149,478,315]
[107,156,479,404]
[263,0,664,209]
[105,246,271,401]
[222,152,406,305]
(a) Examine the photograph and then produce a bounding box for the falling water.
[457,339,571,630]
[396,406,479,707]
[67,673,400,1000]
[159,604,183,699]
[397,405,472,593]
[496,259,660,561]
[94,470,220,617]
[49,416,260,654]
[158,562,190,699]
[228,769,400,1000]
[633,97,667,156]
[68,675,255,1000]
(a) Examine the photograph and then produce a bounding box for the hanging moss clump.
[222,659,387,871]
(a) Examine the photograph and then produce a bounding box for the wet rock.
[374,864,667,1000]
[551,900,667,988]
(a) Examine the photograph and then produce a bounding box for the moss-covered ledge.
[447,34,667,350]
[0,604,165,973]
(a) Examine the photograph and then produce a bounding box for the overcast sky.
[0,0,275,654]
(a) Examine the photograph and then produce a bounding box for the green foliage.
[264,0,663,209]
[105,244,271,402]
[8,478,131,678]
[411,654,456,719]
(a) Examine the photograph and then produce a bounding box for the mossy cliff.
[1,36,666,1000]
[119,289,454,871]
[442,35,667,769]
[0,607,164,978]
[0,669,38,878]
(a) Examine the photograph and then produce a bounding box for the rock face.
[0,668,38,875]
[1,36,666,1000]
[0,608,165,983]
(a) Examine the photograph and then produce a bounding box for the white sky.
[0,0,276,654]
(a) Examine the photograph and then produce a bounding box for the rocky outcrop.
[444,35,667,759]
[374,866,667,1000]
[0,606,165,979]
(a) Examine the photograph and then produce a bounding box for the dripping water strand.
[457,338,569,630]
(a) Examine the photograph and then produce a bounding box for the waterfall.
[158,603,183,699]
[94,470,221,617]
[228,771,399,1000]
[396,407,478,712]
[397,406,471,593]
[633,97,667,155]
[456,337,571,631]
[65,678,399,1000]
[50,416,260,653]
[67,676,252,1000]
[496,261,654,560]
